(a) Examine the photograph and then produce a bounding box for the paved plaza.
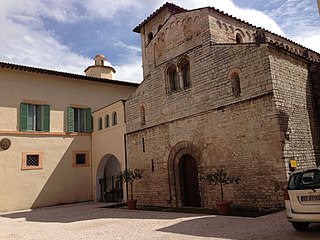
[0,202,319,240]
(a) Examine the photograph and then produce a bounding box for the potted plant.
[202,168,240,215]
[117,168,143,209]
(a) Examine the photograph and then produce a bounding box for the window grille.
[26,154,40,166]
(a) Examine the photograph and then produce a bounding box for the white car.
[284,166,320,231]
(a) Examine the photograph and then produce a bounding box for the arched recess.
[178,57,191,89]
[166,64,179,93]
[168,141,201,207]
[234,29,245,43]
[228,67,242,97]
[140,104,146,126]
[96,154,122,203]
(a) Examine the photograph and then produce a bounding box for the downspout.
[124,133,128,201]
[122,100,129,201]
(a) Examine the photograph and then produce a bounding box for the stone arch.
[228,67,242,97]
[216,20,222,29]
[147,32,153,44]
[246,31,252,40]
[235,29,245,37]
[223,23,228,31]
[161,32,165,42]
[182,19,187,26]
[140,103,146,126]
[96,154,122,202]
[166,63,179,93]
[235,29,245,43]
[167,141,201,207]
[178,56,191,89]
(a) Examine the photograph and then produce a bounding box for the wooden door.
[179,154,201,207]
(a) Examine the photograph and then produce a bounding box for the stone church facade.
[125,3,320,210]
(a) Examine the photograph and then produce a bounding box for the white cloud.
[293,32,320,54]
[113,41,141,54]
[264,0,320,53]
[114,58,143,83]
[0,0,91,74]
[0,0,319,85]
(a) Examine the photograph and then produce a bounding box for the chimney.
[84,54,116,79]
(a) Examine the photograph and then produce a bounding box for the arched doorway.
[96,154,123,203]
[179,154,201,207]
[168,141,202,207]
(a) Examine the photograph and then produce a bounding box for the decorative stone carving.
[0,138,11,150]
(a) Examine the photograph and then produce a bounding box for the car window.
[288,170,320,190]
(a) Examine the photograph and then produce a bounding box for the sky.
[0,0,319,83]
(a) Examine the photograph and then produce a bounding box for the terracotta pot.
[127,199,138,209]
[216,201,232,215]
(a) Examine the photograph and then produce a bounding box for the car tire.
[292,222,310,231]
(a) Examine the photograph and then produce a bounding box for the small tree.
[117,168,143,200]
[202,168,240,202]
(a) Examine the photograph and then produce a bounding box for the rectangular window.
[73,150,90,167]
[21,152,43,170]
[20,103,50,132]
[26,154,39,166]
[67,107,92,133]
[76,153,86,165]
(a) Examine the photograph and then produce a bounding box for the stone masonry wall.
[126,43,273,134]
[126,42,288,209]
[270,47,319,170]
[124,6,311,210]
[127,93,286,209]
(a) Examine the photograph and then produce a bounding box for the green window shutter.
[42,105,50,132]
[67,107,74,132]
[20,103,28,132]
[85,108,92,133]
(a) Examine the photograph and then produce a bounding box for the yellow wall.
[0,68,136,212]
[92,101,128,202]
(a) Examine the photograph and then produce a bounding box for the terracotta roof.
[133,2,187,33]
[0,61,139,87]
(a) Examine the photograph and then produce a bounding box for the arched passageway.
[96,154,122,202]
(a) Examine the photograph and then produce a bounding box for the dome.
[94,54,106,61]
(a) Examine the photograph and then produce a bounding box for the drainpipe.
[124,133,129,201]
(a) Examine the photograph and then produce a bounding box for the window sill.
[0,130,91,137]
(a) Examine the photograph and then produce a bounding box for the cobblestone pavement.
[0,202,319,240]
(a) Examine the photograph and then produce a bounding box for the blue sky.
[0,0,319,83]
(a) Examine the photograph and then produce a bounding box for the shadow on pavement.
[157,212,320,240]
[0,203,204,223]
